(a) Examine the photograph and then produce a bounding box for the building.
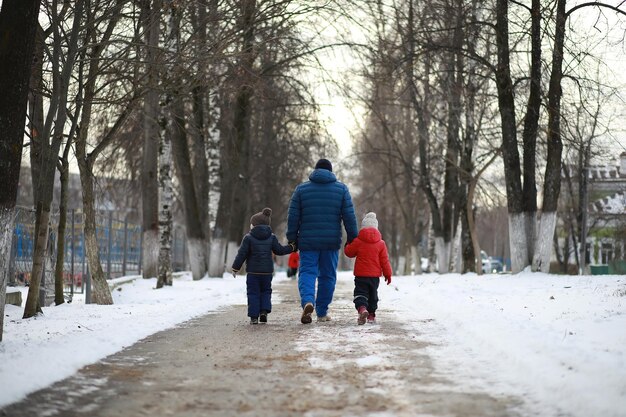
[560,152,626,273]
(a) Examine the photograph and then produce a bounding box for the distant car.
[483,258,503,273]
[481,251,503,274]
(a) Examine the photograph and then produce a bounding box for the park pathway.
[2,278,522,417]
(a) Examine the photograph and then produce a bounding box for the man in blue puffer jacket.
[287,158,358,324]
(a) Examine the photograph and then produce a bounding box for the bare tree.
[156,0,177,288]
[558,72,617,273]
[74,0,141,304]
[0,0,41,339]
[140,0,162,280]
[23,0,85,317]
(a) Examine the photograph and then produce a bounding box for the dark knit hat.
[315,158,333,172]
[250,207,272,226]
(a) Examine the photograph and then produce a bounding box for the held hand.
[385,276,392,285]
[232,268,239,278]
[288,241,298,252]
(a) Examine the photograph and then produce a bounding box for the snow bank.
[385,272,626,417]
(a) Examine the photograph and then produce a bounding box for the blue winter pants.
[246,273,272,318]
[298,250,339,317]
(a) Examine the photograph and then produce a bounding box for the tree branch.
[88,92,141,163]
[566,1,626,18]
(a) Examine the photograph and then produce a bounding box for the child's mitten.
[385,275,392,285]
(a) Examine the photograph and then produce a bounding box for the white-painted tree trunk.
[225,241,239,272]
[208,238,226,277]
[508,213,529,273]
[532,211,557,273]
[452,226,462,273]
[435,237,451,273]
[397,255,407,276]
[0,207,15,341]
[411,245,421,275]
[525,211,537,264]
[142,230,159,279]
[187,238,208,280]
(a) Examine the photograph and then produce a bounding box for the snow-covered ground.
[385,272,626,417]
[1,270,625,416]
[0,272,248,407]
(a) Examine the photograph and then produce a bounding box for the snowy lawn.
[0,272,248,407]
[383,272,626,417]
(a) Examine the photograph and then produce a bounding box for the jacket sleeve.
[341,186,358,242]
[231,235,250,271]
[380,240,393,278]
[286,186,301,243]
[344,238,359,258]
[271,235,293,256]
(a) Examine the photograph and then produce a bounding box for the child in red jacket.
[344,212,392,325]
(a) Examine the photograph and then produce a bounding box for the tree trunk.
[29,25,45,207]
[404,6,443,272]
[157,108,173,288]
[78,159,113,304]
[467,177,482,275]
[141,0,162,279]
[170,97,208,280]
[532,0,567,273]
[165,0,208,280]
[25,126,64,313]
[577,144,591,273]
[0,0,42,335]
[441,4,462,273]
[495,0,526,273]
[191,85,211,261]
[226,0,257,242]
[23,203,50,316]
[521,0,542,261]
[190,1,211,251]
[0,207,16,341]
[54,160,70,306]
[435,237,450,273]
[459,0,482,273]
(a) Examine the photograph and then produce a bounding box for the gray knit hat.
[251,207,272,226]
[361,212,378,229]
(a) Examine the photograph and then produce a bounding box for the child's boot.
[367,313,376,324]
[250,317,259,324]
[260,310,268,323]
[357,306,368,325]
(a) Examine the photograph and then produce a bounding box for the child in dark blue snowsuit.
[232,208,294,324]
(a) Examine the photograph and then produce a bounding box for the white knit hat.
[361,212,378,229]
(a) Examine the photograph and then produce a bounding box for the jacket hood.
[250,224,272,240]
[358,227,381,243]
[309,168,337,184]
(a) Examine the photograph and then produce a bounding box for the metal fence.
[9,207,187,300]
